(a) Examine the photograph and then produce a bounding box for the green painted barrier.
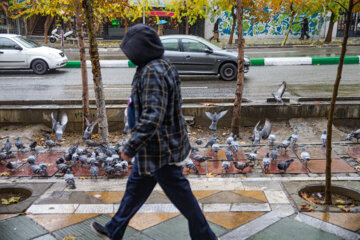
[312,56,359,65]
[128,61,136,68]
[250,58,265,66]
[65,61,81,68]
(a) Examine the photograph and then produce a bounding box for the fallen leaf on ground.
[63,235,77,240]
[202,103,216,106]
[79,177,88,180]
[1,196,20,205]
[335,199,345,204]
[206,173,217,178]
[0,172,11,176]
[300,204,315,211]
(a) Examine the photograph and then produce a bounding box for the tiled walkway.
[1,178,360,240]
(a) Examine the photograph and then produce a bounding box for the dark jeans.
[300,29,310,39]
[105,160,217,240]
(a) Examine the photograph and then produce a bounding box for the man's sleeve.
[122,68,168,158]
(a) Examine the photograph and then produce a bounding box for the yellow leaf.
[335,199,345,204]
[63,234,77,240]
[0,172,11,176]
[206,173,217,178]
[79,177,88,180]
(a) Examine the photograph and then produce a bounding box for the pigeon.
[222,158,231,172]
[29,161,47,176]
[252,119,272,147]
[291,130,298,146]
[233,161,249,173]
[230,136,240,152]
[56,157,68,173]
[205,134,218,148]
[226,133,234,145]
[184,158,199,174]
[76,148,87,156]
[6,160,21,172]
[121,137,127,147]
[51,112,68,142]
[262,152,271,173]
[277,137,291,152]
[103,164,116,175]
[191,149,212,163]
[119,159,129,172]
[247,149,258,165]
[205,110,228,131]
[26,153,38,164]
[211,143,220,153]
[345,129,360,143]
[300,147,311,167]
[79,153,90,166]
[0,151,15,161]
[277,159,294,173]
[85,139,99,147]
[29,141,37,151]
[321,130,327,147]
[225,146,234,161]
[272,81,287,105]
[64,168,76,189]
[68,143,80,155]
[195,138,204,146]
[82,117,99,140]
[90,161,99,178]
[270,146,278,163]
[268,131,276,145]
[15,137,26,151]
[3,138,11,153]
[45,134,61,151]
[123,107,130,134]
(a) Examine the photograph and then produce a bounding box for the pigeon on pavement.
[277,159,294,173]
[51,112,68,142]
[277,137,291,152]
[268,131,276,145]
[345,129,360,143]
[321,130,327,147]
[205,110,228,131]
[205,134,218,148]
[15,137,26,151]
[270,146,278,163]
[222,158,231,172]
[252,119,272,147]
[300,147,311,167]
[233,161,249,173]
[90,161,99,178]
[184,158,199,174]
[195,138,204,146]
[64,168,76,189]
[82,117,99,140]
[291,130,298,146]
[262,152,271,173]
[29,141,37,151]
[45,134,61,151]
[3,138,11,153]
[272,81,287,105]
[247,149,258,165]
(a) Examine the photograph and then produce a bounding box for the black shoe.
[91,222,111,240]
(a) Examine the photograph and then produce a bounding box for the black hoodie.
[120,24,164,67]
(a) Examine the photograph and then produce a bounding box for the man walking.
[300,17,310,40]
[209,18,220,42]
[91,24,218,240]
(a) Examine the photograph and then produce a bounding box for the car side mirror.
[14,45,23,51]
[205,48,213,54]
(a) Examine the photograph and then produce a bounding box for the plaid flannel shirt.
[122,58,191,175]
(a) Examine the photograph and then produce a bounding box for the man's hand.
[121,152,132,161]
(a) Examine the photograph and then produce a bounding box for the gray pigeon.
[68,143,80,155]
[225,146,234,162]
[15,137,26,151]
[226,133,234,145]
[277,159,294,173]
[6,160,21,172]
[205,134,218,148]
[29,161,47,176]
[3,138,11,153]
[291,130,298,146]
[230,136,240,152]
[29,141,37,151]
[268,131,276,145]
[85,139,99,147]
[277,137,291,152]
[300,147,311,167]
[205,110,228,131]
[247,149,258,164]
[211,143,220,153]
[272,81,287,105]
[83,117,99,140]
[45,134,61,151]
[0,151,15,161]
[345,129,360,143]
[184,158,199,174]
[270,146,278,163]
[64,168,76,189]
[51,112,68,142]
[191,149,212,163]
[222,158,231,172]
[262,152,271,173]
[27,152,38,164]
[56,157,68,173]
[195,138,204,146]
[252,119,272,147]
[90,161,99,178]
[233,161,249,173]
[104,163,116,175]
[321,130,327,147]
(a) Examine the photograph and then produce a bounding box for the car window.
[0,37,19,50]
[182,39,209,53]
[14,36,39,48]
[162,38,180,51]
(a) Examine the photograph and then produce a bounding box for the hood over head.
[120,24,164,67]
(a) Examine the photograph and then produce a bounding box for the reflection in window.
[182,39,208,53]
[162,39,180,51]
[0,37,18,50]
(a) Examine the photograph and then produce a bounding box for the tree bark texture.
[231,0,244,136]
[324,12,335,43]
[76,0,90,132]
[325,0,353,205]
[281,11,295,46]
[82,0,109,143]
[228,6,236,44]
[185,16,189,35]
[44,15,54,44]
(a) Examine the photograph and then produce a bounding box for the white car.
[0,34,68,74]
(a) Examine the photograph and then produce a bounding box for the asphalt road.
[0,64,359,102]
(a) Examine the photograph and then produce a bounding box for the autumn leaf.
[300,204,315,211]
[79,177,88,180]
[335,199,345,204]
[202,103,216,106]
[206,173,217,178]
[1,196,20,205]
[0,172,11,176]
[63,234,77,240]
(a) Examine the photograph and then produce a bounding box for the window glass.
[0,37,18,50]
[182,39,209,53]
[162,38,180,51]
[14,36,39,48]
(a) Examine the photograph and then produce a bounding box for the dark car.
[160,35,250,81]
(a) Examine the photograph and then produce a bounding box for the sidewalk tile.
[231,203,270,212]
[247,217,342,240]
[75,204,113,214]
[264,191,290,204]
[207,149,251,174]
[32,234,57,240]
[343,147,360,162]
[28,213,98,232]
[26,204,79,214]
[142,215,228,240]
[294,147,341,160]
[304,212,360,232]
[138,203,179,213]
[0,215,48,240]
[204,212,265,229]
[203,203,231,212]
[85,191,125,204]
[0,214,17,221]
[306,159,356,173]
[200,191,265,204]
[36,191,104,204]
[144,191,171,204]
[232,190,268,202]
[192,190,219,200]
[128,213,180,231]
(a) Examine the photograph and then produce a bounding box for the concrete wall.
[205,10,336,42]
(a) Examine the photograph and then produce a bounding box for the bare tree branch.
[354,0,360,6]
[335,1,347,11]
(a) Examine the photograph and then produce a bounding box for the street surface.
[0,64,359,101]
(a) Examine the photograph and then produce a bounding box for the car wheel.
[32,60,48,75]
[220,63,237,81]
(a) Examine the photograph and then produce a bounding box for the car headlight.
[49,52,62,58]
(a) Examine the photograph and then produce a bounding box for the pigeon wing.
[85,117,91,128]
[60,113,68,132]
[205,112,214,120]
[275,81,287,98]
[260,119,272,139]
[51,112,57,133]
[215,110,228,121]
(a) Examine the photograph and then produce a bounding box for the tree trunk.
[324,12,335,43]
[124,18,128,32]
[228,6,236,44]
[185,16,189,35]
[82,0,109,143]
[231,0,244,136]
[325,0,354,205]
[76,0,89,132]
[23,17,28,35]
[44,15,54,44]
[281,11,295,46]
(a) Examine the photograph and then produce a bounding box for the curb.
[65,56,360,68]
